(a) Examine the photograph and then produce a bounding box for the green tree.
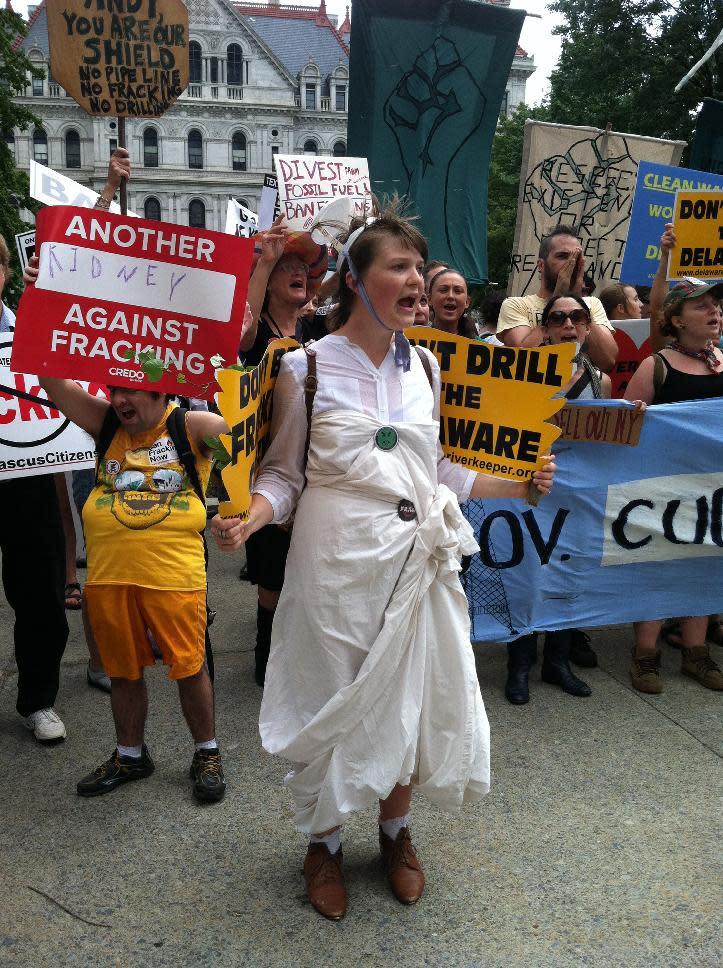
[0,9,42,309]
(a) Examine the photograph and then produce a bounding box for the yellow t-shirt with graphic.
[83,404,212,590]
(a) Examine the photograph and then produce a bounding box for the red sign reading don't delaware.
[12,206,253,400]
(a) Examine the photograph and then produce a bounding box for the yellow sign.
[406,327,574,481]
[669,191,723,280]
[216,339,299,517]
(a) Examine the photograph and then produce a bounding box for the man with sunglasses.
[497,224,618,373]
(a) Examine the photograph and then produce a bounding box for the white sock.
[380,814,409,841]
[117,743,143,759]
[310,829,342,855]
[194,739,218,752]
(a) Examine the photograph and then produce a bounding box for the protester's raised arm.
[94,148,130,210]
[186,408,228,457]
[241,216,287,353]
[649,223,674,353]
[38,378,109,440]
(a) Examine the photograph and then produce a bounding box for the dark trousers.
[0,475,68,716]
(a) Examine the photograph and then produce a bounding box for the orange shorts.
[84,584,207,681]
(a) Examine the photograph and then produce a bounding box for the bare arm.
[649,223,674,353]
[186,409,229,457]
[623,355,656,405]
[94,148,131,209]
[241,216,287,353]
[584,323,618,373]
[501,324,543,348]
[38,378,109,440]
[469,456,556,501]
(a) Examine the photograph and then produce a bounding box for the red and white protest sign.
[12,206,254,400]
[611,318,652,398]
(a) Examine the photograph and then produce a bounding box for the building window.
[189,200,206,228]
[33,128,48,164]
[3,130,15,161]
[188,129,203,169]
[500,91,509,117]
[189,41,202,83]
[109,138,117,156]
[32,72,44,97]
[303,139,318,156]
[305,84,316,111]
[232,132,247,171]
[332,141,346,157]
[143,127,159,167]
[144,197,161,221]
[209,57,219,83]
[271,146,279,157]
[65,129,81,168]
[335,85,346,112]
[227,44,242,86]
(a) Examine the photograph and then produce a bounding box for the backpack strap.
[303,346,318,469]
[652,353,668,403]
[166,407,205,507]
[95,406,121,485]
[414,345,434,389]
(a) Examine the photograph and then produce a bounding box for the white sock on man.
[117,743,143,759]
[380,814,409,841]
[194,739,219,752]
[310,829,342,855]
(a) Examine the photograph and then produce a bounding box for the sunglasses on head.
[547,309,589,326]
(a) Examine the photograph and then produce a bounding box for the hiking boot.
[630,650,663,694]
[190,748,226,802]
[681,646,723,691]
[77,746,154,797]
[569,629,598,668]
[23,708,66,743]
[379,826,425,904]
[303,844,347,920]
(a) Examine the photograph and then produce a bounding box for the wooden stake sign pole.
[118,116,128,216]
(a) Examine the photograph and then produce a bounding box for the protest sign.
[273,155,371,231]
[508,122,684,296]
[551,400,644,445]
[257,173,280,231]
[225,199,259,238]
[14,231,35,274]
[0,333,108,479]
[462,398,723,641]
[619,161,723,286]
[405,327,574,481]
[610,318,652,398]
[668,191,723,280]
[11,206,253,401]
[215,339,299,517]
[46,0,189,118]
[30,160,137,216]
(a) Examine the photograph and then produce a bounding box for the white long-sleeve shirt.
[254,333,476,524]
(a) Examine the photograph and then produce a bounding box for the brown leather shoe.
[681,645,723,690]
[379,826,425,904]
[303,844,347,920]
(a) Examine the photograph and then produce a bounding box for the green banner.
[690,98,723,176]
[347,0,524,285]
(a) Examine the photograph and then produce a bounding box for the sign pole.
[117,116,128,216]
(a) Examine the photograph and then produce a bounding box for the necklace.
[669,339,720,373]
[264,309,296,339]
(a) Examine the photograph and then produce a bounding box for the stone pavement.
[0,540,720,968]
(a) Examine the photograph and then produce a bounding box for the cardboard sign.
[216,339,299,517]
[551,400,644,446]
[406,327,574,481]
[610,318,652,398]
[619,162,723,286]
[14,231,35,273]
[0,333,108,479]
[46,0,189,118]
[668,191,723,280]
[225,199,259,238]
[257,173,280,231]
[12,206,253,401]
[30,160,137,216]
[273,155,371,231]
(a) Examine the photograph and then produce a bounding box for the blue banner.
[462,399,723,641]
[619,161,723,286]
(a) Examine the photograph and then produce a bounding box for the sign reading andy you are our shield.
[12,206,254,401]
[46,0,189,117]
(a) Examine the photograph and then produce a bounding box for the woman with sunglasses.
[541,293,612,400]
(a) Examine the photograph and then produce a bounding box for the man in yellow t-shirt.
[38,375,229,803]
[497,224,618,374]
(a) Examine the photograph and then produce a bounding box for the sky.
[12,0,562,105]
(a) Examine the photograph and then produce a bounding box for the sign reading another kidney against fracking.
[508,121,685,296]
[46,0,189,117]
[11,206,254,401]
[619,162,723,286]
[273,155,371,231]
[215,339,299,517]
[405,327,575,481]
[0,333,109,479]
[668,191,723,280]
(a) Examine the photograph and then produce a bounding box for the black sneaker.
[77,746,154,797]
[190,748,226,803]
[569,629,598,668]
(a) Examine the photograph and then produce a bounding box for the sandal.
[660,619,682,649]
[64,582,83,610]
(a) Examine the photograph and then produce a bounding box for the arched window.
[303,139,318,155]
[143,127,159,167]
[144,197,161,221]
[209,57,219,83]
[30,54,45,96]
[189,41,202,84]
[188,129,203,169]
[33,128,48,164]
[332,140,346,157]
[227,44,242,86]
[189,199,206,229]
[65,129,81,168]
[3,129,15,161]
[232,132,247,171]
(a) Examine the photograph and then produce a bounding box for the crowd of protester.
[1,149,722,922]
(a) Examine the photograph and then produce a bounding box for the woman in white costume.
[213,207,555,920]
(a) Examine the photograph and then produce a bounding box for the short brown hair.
[599,283,630,319]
